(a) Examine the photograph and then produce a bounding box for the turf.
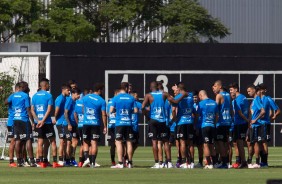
[1,146,282,184]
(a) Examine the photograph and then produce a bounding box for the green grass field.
[1,146,282,184]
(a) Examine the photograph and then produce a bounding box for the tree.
[0,0,41,43]
[160,0,230,42]
[19,0,96,42]
[0,71,15,118]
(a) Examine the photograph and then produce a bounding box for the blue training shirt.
[250,96,264,128]
[31,90,53,124]
[107,99,116,129]
[83,93,106,126]
[111,93,136,127]
[55,94,67,125]
[260,95,271,125]
[194,102,201,129]
[174,92,195,125]
[64,97,77,126]
[150,91,166,123]
[7,93,15,126]
[132,101,142,132]
[8,91,30,122]
[233,94,249,125]
[74,99,84,128]
[198,98,218,128]
[217,91,232,127]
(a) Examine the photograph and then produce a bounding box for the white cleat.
[204,165,214,169]
[95,162,101,167]
[111,164,124,169]
[151,163,160,169]
[189,162,195,169]
[248,164,254,169]
[82,158,90,168]
[127,163,133,168]
[23,162,30,167]
[167,162,174,168]
[180,163,188,169]
[252,164,260,169]
[58,161,65,167]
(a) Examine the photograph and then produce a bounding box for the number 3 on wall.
[156,75,168,92]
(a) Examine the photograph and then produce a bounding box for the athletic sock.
[118,161,123,165]
[256,157,260,165]
[71,157,75,162]
[247,156,252,164]
[177,157,181,164]
[79,157,83,162]
[155,160,159,163]
[212,156,218,165]
[181,158,186,164]
[166,159,171,163]
[53,156,57,162]
[235,156,241,164]
[111,155,115,162]
[84,151,89,160]
[265,153,268,164]
[128,160,133,165]
[59,156,63,162]
[199,157,203,165]
[191,157,194,163]
[10,159,14,164]
[17,158,21,164]
[43,158,48,163]
[91,155,96,165]
[206,156,211,165]
[89,155,93,164]
[36,158,40,163]
[30,158,35,164]
[259,151,264,159]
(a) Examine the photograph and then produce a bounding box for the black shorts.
[148,120,169,141]
[233,124,248,141]
[56,125,71,141]
[107,127,115,142]
[169,132,176,144]
[201,126,215,144]
[132,131,139,145]
[71,125,79,139]
[193,128,203,146]
[78,127,83,143]
[115,126,134,141]
[261,124,271,142]
[249,126,262,144]
[7,126,14,143]
[34,124,55,139]
[14,120,32,141]
[83,125,100,141]
[176,124,194,140]
[215,126,230,142]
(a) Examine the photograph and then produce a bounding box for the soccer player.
[54,84,71,166]
[74,88,90,167]
[6,81,36,167]
[130,91,142,157]
[212,80,232,169]
[192,90,204,168]
[64,88,81,166]
[31,78,59,168]
[142,81,186,169]
[107,89,119,166]
[246,85,265,168]
[82,83,107,168]
[110,83,137,169]
[229,82,249,168]
[172,82,196,169]
[6,83,20,167]
[198,90,218,169]
[259,83,280,167]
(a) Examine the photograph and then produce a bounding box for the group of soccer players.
[5,78,280,169]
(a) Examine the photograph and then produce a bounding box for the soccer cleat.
[78,162,83,167]
[248,164,254,168]
[238,162,248,169]
[151,163,160,169]
[82,158,90,168]
[127,163,132,168]
[232,163,239,169]
[180,163,188,169]
[58,161,65,167]
[9,162,17,168]
[95,162,101,167]
[52,162,63,168]
[204,165,214,169]
[90,163,96,168]
[23,161,31,167]
[260,162,268,168]
[194,162,203,168]
[111,162,116,166]
[228,163,233,169]
[167,162,174,168]
[40,162,47,168]
[71,160,78,167]
[252,164,261,169]
[159,163,165,168]
[65,160,71,167]
[214,163,228,169]
[111,164,124,169]
[175,162,181,168]
[189,162,195,169]
[29,162,37,167]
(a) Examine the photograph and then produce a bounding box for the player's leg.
[126,126,134,168]
[82,125,91,167]
[57,125,65,166]
[25,122,36,167]
[111,126,124,168]
[8,126,16,167]
[148,120,160,168]
[107,128,116,166]
[70,125,78,166]
[89,126,100,168]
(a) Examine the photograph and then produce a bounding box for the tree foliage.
[1,0,230,43]
[0,71,16,118]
